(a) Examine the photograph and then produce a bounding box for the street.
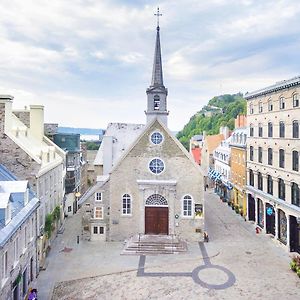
[37,189,300,299]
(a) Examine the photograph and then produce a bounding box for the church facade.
[81,22,204,242]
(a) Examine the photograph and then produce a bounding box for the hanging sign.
[266,207,274,216]
[195,204,203,218]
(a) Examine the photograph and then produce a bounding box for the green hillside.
[176,93,246,149]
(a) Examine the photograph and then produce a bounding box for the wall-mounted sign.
[195,204,203,218]
[266,207,274,216]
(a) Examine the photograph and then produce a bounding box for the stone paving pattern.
[37,190,300,299]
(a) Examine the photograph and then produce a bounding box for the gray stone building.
[82,22,204,243]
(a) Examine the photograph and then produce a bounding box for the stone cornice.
[245,76,300,100]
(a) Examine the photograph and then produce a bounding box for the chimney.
[235,114,247,129]
[30,105,44,141]
[0,95,14,134]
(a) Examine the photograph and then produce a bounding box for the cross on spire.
[154,7,162,28]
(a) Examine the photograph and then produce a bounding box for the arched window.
[279,149,285,168]
[268,148,273,165]
[292,150,299,171]
[258,147,262,163]
[268,98,273,111]
[278,209,287,244]
[258,123,263,137]
[293,93,299,107]
[268,122,273,137]
[291,183,299,207]
[257,172,263,190]
[154,95,160,110]
[278,178,285,200]
[249,124,254,137]
[249,146,254,161]
[249,169,254,186]
[146,194,168,206]
[267,175,273,195]
[279,121,285,138]
[249,103,254,114]
[257,198,264,228]
[259,101,263,113]
[122,194,131,215]
[279,96,285,109]
[293,120,299,138]
[182,195,193,217]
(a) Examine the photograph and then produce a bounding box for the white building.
[0,165,39,300]
[213,135,232,201]
[0,96,66,265]
[245,76,300,254]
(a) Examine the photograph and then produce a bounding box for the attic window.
[154,95,160,111]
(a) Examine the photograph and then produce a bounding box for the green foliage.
[85,141,100,150]
[176,93,246,149]
[53,206,61,221]
[45,214,53,238]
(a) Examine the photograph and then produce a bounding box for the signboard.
[195,204,203,218]
[266,207,274,216]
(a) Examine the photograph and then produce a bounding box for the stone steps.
[122,234,188,255]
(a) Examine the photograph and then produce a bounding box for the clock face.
[150,131,163,145]
[149,158,164,174]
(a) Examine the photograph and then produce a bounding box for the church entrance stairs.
[121,234,187,255]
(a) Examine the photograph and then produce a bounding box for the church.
[81,16,204,243]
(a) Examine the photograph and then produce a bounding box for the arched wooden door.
[145,194,169,235]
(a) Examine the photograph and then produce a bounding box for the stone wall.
[108,121,204,242]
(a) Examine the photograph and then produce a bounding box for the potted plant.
[235,205,240,214]
[290,255,300,277]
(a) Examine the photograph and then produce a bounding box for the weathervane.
[154,7,162,27]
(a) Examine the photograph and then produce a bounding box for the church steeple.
[145,7,169,126]
[151,26,164,87]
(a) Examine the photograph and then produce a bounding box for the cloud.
[0,0,299,131]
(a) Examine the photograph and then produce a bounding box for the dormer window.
[154,95,160,110]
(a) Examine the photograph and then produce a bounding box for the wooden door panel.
[145,207,168,235]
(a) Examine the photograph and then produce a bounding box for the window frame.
[182,195,193,218]
[291,182,300,207]
[267,175,273,195]
[95,192,102,202]
[249,146,254,161]
[278,178,285,200]
[292,150,299,171]
[258,147,263,163]
[279,121,285,138]
[94,207,104,219]
[279,149,285,168]
[267,148,273,165]
[258,124,263,137]
[293,93,299,108]
[293,120,299,138]
[268,122,273,138]
[122,193,132,215]
[149,158,165,175]
[279,96,285,109]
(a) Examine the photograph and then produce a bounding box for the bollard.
[77,235,79,244]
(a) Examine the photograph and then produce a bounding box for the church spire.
[151,7,164,87]
[145,7,169,127]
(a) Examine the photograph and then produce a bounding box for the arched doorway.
[248,194,255,221]
[265,203,275,235]
[145,194,168,235]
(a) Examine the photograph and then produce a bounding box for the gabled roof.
[110,117,205,176]
[94,123,145,166]
[0,165,39,243]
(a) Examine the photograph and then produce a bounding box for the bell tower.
[145,7,169,126]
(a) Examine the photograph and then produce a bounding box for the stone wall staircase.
[122,234,188,255]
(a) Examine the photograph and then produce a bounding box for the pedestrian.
[28,288,37,300]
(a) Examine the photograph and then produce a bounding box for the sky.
[0,0,300,131]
